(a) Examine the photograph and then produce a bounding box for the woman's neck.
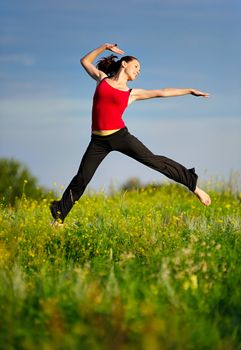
[108,71,128,89]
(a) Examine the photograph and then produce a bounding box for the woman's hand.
[105,43,125,55]
[81,43,124,81]
[190,89,209,98]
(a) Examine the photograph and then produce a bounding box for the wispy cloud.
[0,54,35,66]
[0,36,18,45]
[0,97,91,123]
[1,0,240,190]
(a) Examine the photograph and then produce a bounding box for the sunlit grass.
[0,183,240,349]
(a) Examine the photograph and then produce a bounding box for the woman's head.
[96,55,140,80]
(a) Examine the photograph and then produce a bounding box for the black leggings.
[56,127,198,222]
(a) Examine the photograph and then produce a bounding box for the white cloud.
[0,54,35,66]
[1,95,240,192]
[86,116,241,191]
[1,0,240,192]
[0,36,17,45]
[0,97,91,121]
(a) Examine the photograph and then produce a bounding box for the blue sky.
[1,0,241,192]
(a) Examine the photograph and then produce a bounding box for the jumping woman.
[50,43,211,224]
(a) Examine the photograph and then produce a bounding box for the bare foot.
[194,186,211,206]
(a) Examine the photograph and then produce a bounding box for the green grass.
[0,183,241,350]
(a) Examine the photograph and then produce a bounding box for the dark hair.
[96,54,138,76]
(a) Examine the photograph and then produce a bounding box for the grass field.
[0,182,241,350]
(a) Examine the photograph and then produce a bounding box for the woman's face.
[123,59,141,80]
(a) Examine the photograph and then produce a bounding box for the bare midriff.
[92,129,121,136]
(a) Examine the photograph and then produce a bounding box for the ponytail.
[96,55,138,76]
[96,55,120,76]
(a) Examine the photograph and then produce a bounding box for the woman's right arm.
[80,43,124,82]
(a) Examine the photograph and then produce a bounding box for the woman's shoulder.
[97,73,108,83]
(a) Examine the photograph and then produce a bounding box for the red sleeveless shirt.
[91,78,131,131]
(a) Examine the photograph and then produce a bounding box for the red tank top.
[91,78,131,131]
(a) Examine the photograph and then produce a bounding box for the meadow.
[0,181,240,350]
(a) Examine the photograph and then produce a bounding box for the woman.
[50,43,211,224]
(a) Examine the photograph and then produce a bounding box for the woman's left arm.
[129,88,209,104]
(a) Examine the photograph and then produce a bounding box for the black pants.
[55,127,198,222]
